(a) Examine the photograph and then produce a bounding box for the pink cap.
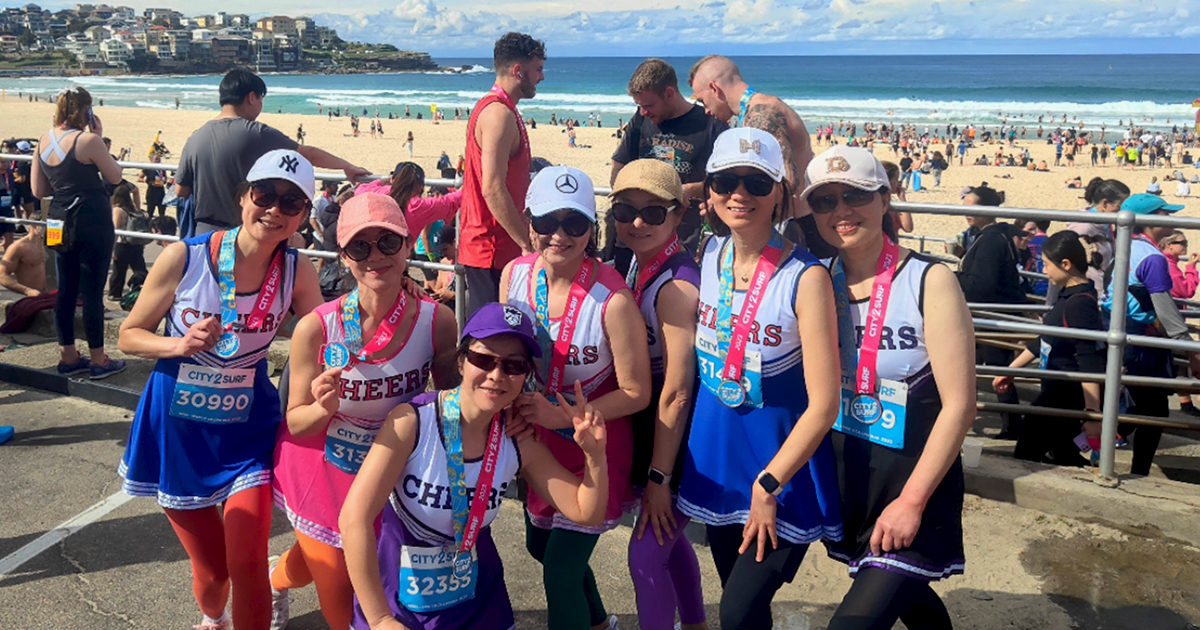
[337,192,410,247]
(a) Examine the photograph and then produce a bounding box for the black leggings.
[827,567,952,630]
[707,524,808,630]
[55,227,114,349]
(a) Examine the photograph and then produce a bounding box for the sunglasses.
[342,231,406,262]
[611,202,676,226]
[465,349,530,376]
[249,182,312,217]
[530,211,592,238]
[808,189,879,214]
[707,172,775,197]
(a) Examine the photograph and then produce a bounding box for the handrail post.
[454,205,465,330]
[1098,211,1134,486]
[918,235,926,253]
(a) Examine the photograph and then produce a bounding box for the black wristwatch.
[647,467,672,486]
[756,470,783,497]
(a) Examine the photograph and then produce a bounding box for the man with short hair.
[0,224,45,297]
[175,67,368,237]
[460,32,544,317]
[609,58,727,274]
[688,55,831,256]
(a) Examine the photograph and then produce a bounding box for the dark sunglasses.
[465,349,530,376]
[530,211,592,238]
[249,182,312,217]
[707,172,776,197]
[808,189,879,214]
[611,202,676,225]
[342,231,406,262]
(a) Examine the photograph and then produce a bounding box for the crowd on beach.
[0,32,1196,630]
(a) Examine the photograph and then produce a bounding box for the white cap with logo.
[800,145,889,200]
[246,149,316,201]
[526,165,597,222]
[706,127,785,182]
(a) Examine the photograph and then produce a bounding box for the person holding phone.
[30,87,126,379]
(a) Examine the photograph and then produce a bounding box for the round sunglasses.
[464,349,530,376]
[707,172,776,197]
[807,189,879,214]
[249,182,312,217]
[611,202,676,226]
[530,211,592,238]
[342,231,406,262]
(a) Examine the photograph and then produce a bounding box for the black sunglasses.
[611,202,676,226]
[342,231,406,262]
[808,189,879,214]
[465,349,530,376]
[250,182,312,217]
[530,211,592,238]
[707,172,775,197]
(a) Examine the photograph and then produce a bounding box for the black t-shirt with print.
[612,104,728,250]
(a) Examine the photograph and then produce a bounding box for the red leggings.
[270,530,353,630]
[163,484,273,630]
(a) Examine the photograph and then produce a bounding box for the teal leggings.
[525,513,608,629]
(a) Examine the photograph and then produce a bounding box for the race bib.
[396,544,477,612]
[833,373,908,449]
[324,415,380,474]
[696,330,763,409]
[169,365,255,423]
[1039,339,1051,370]
[1,195,11,208]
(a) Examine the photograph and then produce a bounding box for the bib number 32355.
[170,365,255,423]
[397,544,477,612]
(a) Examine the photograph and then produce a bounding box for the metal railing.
[892,199,1200,483]
[5,151,1199,483]
[0,153,469,328]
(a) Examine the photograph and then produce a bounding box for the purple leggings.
[627,503,706,630]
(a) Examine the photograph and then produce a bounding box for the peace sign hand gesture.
[559,380,606,458]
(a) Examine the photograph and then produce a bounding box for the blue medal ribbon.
[737,86,757,128]
[215,228,242,358]
[440,388,503,579]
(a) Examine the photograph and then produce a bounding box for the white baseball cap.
[15,140,31,152]
[800,145,889,200]
[526,165,596,222]
[706,127,785,182]
[246,149,316,201]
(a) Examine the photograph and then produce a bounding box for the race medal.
[718,379,746,408]
[849,394,883,424]
[453,551,473,579]
[323,343,351,369]
[214,331,240,358]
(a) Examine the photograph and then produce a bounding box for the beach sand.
[2,97,1197,257]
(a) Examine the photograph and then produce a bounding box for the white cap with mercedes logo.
[526,165,597,222]
[246,148,316,201]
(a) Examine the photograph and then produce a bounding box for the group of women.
[116,126,977,630]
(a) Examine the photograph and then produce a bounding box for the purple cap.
[461,303,542,358]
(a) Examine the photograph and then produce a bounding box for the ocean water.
[3,55,1198,131]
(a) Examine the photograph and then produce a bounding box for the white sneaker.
[193,612,230,630]
[268,557,291,630]
[606,615,620,630]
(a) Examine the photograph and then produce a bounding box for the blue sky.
[42,0,1200,57]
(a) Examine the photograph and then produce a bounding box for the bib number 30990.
[170,365,255,423]
[397,544,477,612]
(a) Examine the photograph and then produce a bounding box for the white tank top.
[316,297,439,420]
[390,399,521,545]
[696,236,808,380]
[505,254,628,402]
[630,253,700,376]
[166,234,297,370]
[845,253,937,384]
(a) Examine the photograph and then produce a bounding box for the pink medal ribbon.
[717,243,783,406]
[545,261,596,395]
[854,237,900,401]
[632,237,682,306]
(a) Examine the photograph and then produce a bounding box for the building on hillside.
[83,24,112,41]
[255,15,295,34]
[192,15,217,28]
[251,33,275,71]
[210,36,251,66]
[218,26,252,39]
[0,34,19,52]
[99,37,131,65]
[294,16,317,46]
[315,26,338,46]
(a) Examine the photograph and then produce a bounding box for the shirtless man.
[0,225,46,297]
[688,54,832,255]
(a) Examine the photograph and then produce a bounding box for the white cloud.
[301,0,1200,54]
